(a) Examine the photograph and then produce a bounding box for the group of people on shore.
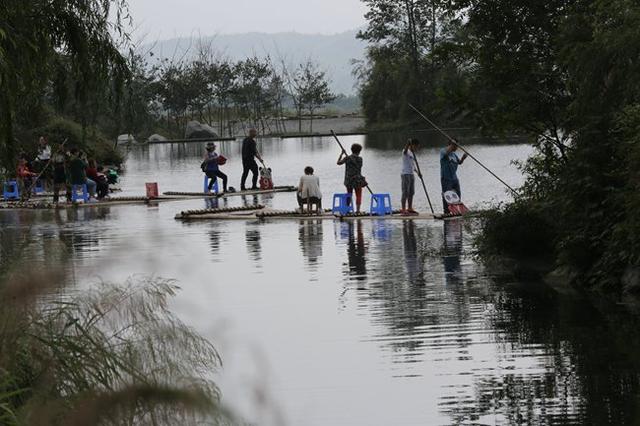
[14,136,117,203]
[203,128,468,215]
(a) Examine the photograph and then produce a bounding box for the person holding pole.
[440,140,467,213]
[240,128,264,191]
[337,143,366,213]
[401,138,420,215]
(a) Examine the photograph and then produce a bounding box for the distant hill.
[142,30,366,95]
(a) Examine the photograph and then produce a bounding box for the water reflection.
[4,139,640,425]
[205,197,220,210]
[371,220,393,242]
[245,225,262,264]
[344,221,367,288]
[443,219,463,282]
[240,194,260,207]
[209,226,223,257]
[402,221,421,284]
[298,221,323,270]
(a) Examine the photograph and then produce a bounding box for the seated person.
[86,159,109,199]
[106,168,118,185]
[297,166,322,214]
[52,151,70,204]
[68,148,97,200]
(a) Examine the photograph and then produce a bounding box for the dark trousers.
[206,170,228,191]
[441,178,461,213]
[297,194,322,210]
[53,182,70,203]
[241,160,258,190]
[96,182,109,199]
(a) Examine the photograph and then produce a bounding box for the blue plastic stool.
[332,193,353,215]
[3,180,19,200]
[370,193,393,216]
[33,179,45,194]
[71,184,89,203]
[203,175,219,194]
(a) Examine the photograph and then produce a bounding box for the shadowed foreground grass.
[0,270,231,425]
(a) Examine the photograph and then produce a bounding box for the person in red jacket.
[86,159,109,199]
[17,156,37,199]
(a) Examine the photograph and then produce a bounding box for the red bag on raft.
[443,190,469,216]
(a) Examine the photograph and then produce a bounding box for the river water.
[2,136,640,425]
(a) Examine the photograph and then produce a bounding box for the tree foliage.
[460,0,640,290]
[289,61,336,132]
[0,0,130,174]
[359,0,640,289]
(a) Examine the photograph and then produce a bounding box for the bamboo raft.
[0,195,190,210]
[163,185,296,198]
[175,206,463,221]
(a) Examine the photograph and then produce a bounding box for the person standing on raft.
[337,143,366,213]
[240,128,264,191]
[401,138,420,215]
[204,142,228,193]
[440,139,467,213]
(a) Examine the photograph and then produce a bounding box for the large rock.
[117,134,137,145]
[147,133,168,143]
[185,120,218,139]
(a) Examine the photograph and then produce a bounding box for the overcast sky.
[128,0,368,40]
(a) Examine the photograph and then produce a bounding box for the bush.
[477,201,558,260]
[29,117,123,166]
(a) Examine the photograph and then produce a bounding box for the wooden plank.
[163,186,296,198]
[175,209,440,221]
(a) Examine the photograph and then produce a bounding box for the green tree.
[292,61,336,133]
[462,0,640,289]
[0,0,130,174]
[357,0,458,124]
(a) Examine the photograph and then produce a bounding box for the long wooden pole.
[408,104,518,196]
[330,130,374,195]
[410,149,435,214]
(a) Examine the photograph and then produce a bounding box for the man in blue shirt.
[440,140,467,213]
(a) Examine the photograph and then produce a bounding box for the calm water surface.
[2,136,640,425]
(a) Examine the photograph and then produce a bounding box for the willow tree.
[0,0,130,175]
[291,61,335,133]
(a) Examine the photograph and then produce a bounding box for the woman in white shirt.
[298,166,322,214]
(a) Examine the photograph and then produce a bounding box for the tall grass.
[0,269,230,425]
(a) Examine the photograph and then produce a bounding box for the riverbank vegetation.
[0,270,226,425]
[357,0,640,291]
[0,0,132,173]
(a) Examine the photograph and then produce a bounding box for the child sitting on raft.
[86,159,109,199]
[337,143,366,213]
[203,142,228,193]
[297,166,322,214]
